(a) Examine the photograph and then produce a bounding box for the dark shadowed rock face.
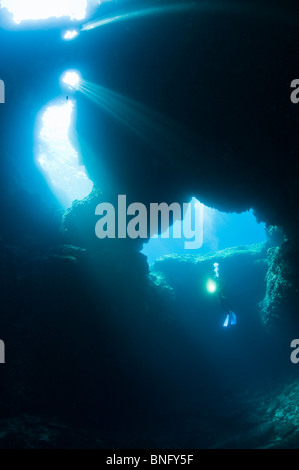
[0,239,177,423]
[260,239,299,331]
[0,239,297,449]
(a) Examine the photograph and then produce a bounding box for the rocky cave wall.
[0,0,298,441]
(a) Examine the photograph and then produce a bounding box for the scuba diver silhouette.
[213,263,237,327]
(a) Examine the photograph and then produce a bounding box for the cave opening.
[36,97,93,208]
[142,198,268,266]
[0,0,90,24]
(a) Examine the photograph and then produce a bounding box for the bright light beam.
[81,2,292,33]
[78,79,188,162]
[62,71,81,91]
[81,3,198,31]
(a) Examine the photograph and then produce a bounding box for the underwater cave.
[0,0,299,452]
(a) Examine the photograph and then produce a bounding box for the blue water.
[142,202,267,265]
[0,0,294,451]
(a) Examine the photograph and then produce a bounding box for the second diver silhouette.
[213,263,237,327]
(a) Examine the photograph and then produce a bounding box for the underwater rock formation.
[0,0,298,332]
[260,239,299,331]
[0,0,299,449]
[0,237,296,449]
[0,414,106,449]
[0,235,176,425]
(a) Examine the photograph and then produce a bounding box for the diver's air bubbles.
[63,30,79,40]
[61,71,81,92]
[214,263,219,278]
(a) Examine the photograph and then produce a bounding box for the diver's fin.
[230,312,237,325]
[223,314,229,327]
